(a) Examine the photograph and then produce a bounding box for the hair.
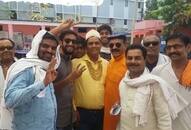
[0,38,15,47]
[97,24,112,34]
[125,44,147,59]
[59,30,78,41]
[166,32,191,47]
[42,32,59,45]
[77,36,86,47]
[109,35,127,43]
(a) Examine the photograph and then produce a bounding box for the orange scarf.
[180,60,191,87]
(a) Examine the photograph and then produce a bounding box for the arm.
[50,19,76,36]
[4,68,46,109]
[153,83,172,130]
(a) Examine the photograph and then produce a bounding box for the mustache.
[111,49,120,52]
[168,52,180,57]
[127,63,139,66]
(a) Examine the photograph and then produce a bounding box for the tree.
[144,0,191,35]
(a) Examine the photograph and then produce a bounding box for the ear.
[186,43,191,54]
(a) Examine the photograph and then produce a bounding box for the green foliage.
[144,0,191,35]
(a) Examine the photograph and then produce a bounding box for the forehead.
[87,37,101,43]
[167,38,184,46]
[41,39,58,46]
[100,29,110,34]
[109,38,124,44]
[126,49,143,57]
[63,34,77,40]
[0,39,13,46]
[143,35,159,42]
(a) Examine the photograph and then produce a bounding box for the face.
[99,29,111,47]
[126,49,145,77]
[109,38,125,59]
[0,39,15,62]
[86,37,102,58]
[166,38,189,61]
[72,44,85,58]
[61,34,77,55]
[38,39,58,62]
[143,35,160,57]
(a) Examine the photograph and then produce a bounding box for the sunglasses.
[64,39,77,44]
[143,41,159,47]
[109,43,122,48]
[0,46,14,51]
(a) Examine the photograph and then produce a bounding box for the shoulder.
[100,57,109,64]
[159,53,170,62]
[72,57,82,64]
[152,62,170,75]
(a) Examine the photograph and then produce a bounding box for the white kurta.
[152,62,191,130]
[156,53,170,66]
[119,81,171,130]
[0,66,5,103]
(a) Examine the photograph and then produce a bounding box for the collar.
[112,53,125,61]
[101,46,111,54]
[83,54,102,63]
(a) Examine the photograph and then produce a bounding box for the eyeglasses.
[109,43,122,48]
[64,39,77,44]
[143,41,159,47]
[0,46,14,51]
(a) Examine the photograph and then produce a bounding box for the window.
[93,17,97,23]
[10,10,17,19]
[56,13,62,20]
[110,0,113,5]
[109,18,115,24]
[125,0,128,7]
[138,2,141,8]
[124,19,127,25]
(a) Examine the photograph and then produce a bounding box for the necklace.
[85,60,103,81]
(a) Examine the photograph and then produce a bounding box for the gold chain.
[85,60,103,81]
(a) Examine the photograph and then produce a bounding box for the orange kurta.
[180,60,191,87]
[104,54,127,130]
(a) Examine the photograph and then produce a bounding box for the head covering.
[108,33,126,41]
[85,29,101,40]
[0,30,60,130]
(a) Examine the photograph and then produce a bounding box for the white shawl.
[0,30,60,129]
[121,69,188,127]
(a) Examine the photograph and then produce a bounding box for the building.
[0,0,144,50]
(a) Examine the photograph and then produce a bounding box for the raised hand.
[69,64,86,81]
[58,19,78,30]
[43,57,57,87]
[50,19,78,36]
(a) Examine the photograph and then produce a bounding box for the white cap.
[85,29,101,40]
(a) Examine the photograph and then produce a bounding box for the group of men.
[0,19,191,130]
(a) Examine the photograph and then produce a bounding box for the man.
[152,33,191,130]
[72,36,86,59]
[72,29,108,130]
[54,30,85,130]
[1,20,75,130]
[0,38,16,115]
[98,24,112,61]
[142,34,170,72]
[118,44,172,130]
[103,34,127,130]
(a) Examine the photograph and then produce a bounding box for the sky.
[0,0,104,6]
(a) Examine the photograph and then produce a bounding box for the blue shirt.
[4,67,57,130]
